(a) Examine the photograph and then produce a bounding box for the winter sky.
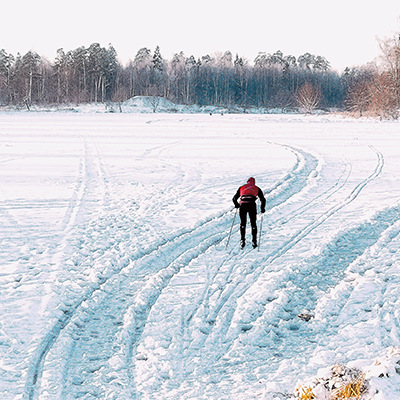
[2,0,400,72]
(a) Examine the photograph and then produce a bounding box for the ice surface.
[0,111,400,399]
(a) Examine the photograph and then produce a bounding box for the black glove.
[235,203,240,209]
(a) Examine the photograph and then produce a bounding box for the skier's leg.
[249,205,258,247]
[239,206,247,246]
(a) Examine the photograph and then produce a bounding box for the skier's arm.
[258,188,266,213]
[232,188,241,208]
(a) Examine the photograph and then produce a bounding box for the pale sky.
[1,0,400,72]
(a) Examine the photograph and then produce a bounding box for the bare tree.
[375,33,400,117]
[133,47,152,96]
[369,71,399,119]
[346,81,371,117]
[295,82,321,113]
[344,66,375,116]
[147,84,163,112]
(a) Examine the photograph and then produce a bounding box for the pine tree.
[150,46,165,96]
[104,44,119,101]
[152,46,164,72]
[134,48,151,67]
[0,49,14,104]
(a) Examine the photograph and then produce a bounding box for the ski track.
[26,141,388,400]
[2,116,399,400]
[21,133,110,400]
[206,147,384,357]
[26,205,238,399]
[117,144,324,396]
[20,137,314,399]
[127,145,389,399]
[22,124,257,399]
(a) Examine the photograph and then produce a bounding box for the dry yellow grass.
[331,372,366,400]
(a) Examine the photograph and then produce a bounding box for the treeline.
[0,44,341,110]
[0,44,120,107]
[344,34,400,119]
[0,37,399,117]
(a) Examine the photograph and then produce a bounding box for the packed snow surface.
[1,112,400,399]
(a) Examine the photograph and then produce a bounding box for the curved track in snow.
[23,136,322,399]
[26,139,385,400]
[2,114,399,400]
[128,146,385,399]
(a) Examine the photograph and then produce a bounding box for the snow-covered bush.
[295,364,367,399]
[294,347,400,399]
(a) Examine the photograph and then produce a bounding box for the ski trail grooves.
[166,145,383,393]
[183,146,321,342]
[268,146,382,264]
[23,135,108,400]
[60,136,86,233]
[271,157,351,229]
[23,205,235,399]
[51,215,231,399]
[181,146,321,344]
[214,145,384,360]
[264,144,318,210]
[228,202,400,395]
[128,143,322,396]
[24,140,312,399]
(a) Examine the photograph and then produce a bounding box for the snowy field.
[1,111,400,399]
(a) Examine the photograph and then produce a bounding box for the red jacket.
[240,177,259,198]
[233,177,266,208]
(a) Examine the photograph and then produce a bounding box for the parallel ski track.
[231,206,400,400]
[181,145,384,384]
[119,145,322,393]
[270,157,351,229]
[124,145,337,397]
[24,132,260,398]
[23,135,108,400]
[24,141,318,399]
[25,139,372,399]
[134,145,384,399]
[24,207,234,399]
[58,223,230,399]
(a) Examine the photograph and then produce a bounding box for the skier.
[232,177,266,249]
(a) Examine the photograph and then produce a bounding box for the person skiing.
[232,177,266,249]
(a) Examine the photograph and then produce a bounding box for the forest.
[0,35,399,117]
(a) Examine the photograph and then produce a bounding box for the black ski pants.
[239,203,257,242]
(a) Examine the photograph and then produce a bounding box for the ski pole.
[226,208,238,248]
[258,213,264,251]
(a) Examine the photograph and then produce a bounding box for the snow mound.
[121,96,178,112]
[293,347,400,399]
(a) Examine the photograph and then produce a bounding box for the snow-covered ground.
[1,111,400,400]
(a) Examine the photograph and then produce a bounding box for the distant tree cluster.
[0,39,398,116]
[0,44,119,108]
[344,33,400,118]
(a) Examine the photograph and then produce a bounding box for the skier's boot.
[252,240,257,249]
[240,239,245,249]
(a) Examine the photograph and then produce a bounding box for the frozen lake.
[1,112,400,399]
